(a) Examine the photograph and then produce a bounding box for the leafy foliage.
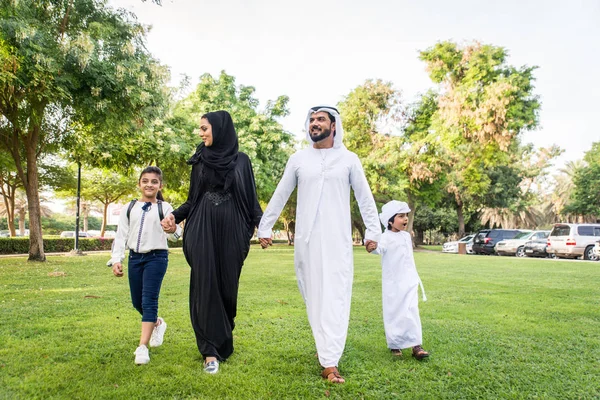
[158,71,296,204]
[419,41,542,235]
[563,142,600,218]
[0,0,170,260]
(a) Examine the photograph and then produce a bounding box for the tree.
[0,0,169,260]
[159,71,296,204]
[563,142,600,220]
[57,167,137,237]
[338,79,407,240]
[397,91,448,237]
[0,189,53,236]
[551,160,584,222]
[479,145,562,229]
[419,41,541,236]
[0,151,22,236]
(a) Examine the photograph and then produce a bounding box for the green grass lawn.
[1,246,599,399]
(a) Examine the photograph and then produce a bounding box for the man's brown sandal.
[391,349,403,357]
[321,366,345,383]
[412,345,430,360]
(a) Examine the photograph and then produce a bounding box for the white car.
[60,231,91,238]
[495,230,549,257]
[547,223,600,260]
[442,235,474,254]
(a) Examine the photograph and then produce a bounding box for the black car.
[472,229,521,255]
[523,239,555,258]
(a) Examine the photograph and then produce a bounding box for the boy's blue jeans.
[127,249,168,323]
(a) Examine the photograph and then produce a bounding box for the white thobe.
[258,146,381,367]
[372,230,426,349]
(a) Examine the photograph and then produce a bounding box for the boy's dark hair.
[387,215,396,230]
[139,166,164,201]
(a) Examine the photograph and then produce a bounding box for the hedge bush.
[0,237,184,255]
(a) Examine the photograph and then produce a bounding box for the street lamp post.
[70,161,84,256]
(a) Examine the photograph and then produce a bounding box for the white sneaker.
[134,345,150,365]
[204,360,219,374]
[149,317,167,347]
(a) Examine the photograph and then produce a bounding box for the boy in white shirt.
[367,200,429,359]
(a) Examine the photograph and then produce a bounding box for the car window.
[460,235,474,242]
[577,226,594,236]
[475,232,489,240]
[489,231,501,238]
[513,232,530,239]
[551,226,571,236]
[503,231,519,239]
[595,227,600,237]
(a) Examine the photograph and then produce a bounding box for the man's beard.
[309,127,332,143]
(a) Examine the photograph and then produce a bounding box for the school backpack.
[126,200,164,221]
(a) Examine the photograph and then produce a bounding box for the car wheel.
[584,246,599,261]
[547,253,556,259]
[516,247,526,257]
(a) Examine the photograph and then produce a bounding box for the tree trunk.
[285,220,295,246]
[0,178,18,237]
[81,201,91,232]
[24,155,45,261]
[101,202,108,237]
[23,121,45,261]
[407,192,417,248]
[457,200,465,238]
[18,207,25,235]
[415,229,425,245]
[5,197,16,237]
[8,213,16,237]
[352,220,365,244]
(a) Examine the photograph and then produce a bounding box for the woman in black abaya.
[162,111,262,374]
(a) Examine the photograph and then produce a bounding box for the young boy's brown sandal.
[390,349,403,357]
[321,366,345,383]
[412,345,429,360]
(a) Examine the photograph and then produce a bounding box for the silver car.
[547,223,600,261]
[495,230,550,257]
[442,235,474,254]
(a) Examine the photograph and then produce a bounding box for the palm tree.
[480,206,542,229]
[553,160,584,222]
[0,191,53,236]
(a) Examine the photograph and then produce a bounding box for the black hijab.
[187,110,239,190]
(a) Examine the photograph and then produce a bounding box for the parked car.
[523,238,555,258]
[495,230,550,257]
[442,235,474,254]
[60,231,91,238]
[546,223,600,261]
[472,229,522,255]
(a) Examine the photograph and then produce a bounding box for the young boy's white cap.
[379,200,411,227]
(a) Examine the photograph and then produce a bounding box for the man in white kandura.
[258,105,381,384]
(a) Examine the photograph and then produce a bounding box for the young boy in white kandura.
[367,200,430,360]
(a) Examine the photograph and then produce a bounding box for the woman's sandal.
[391,349,403,357]
[321,366,345,383]
[412,345,430,360]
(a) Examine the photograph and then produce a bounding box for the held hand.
[365,240,378,253]
[161,214,176,234]
[259,237,273,249]
[112,262,124,277]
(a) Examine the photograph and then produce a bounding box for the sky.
[109,0,600,170]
